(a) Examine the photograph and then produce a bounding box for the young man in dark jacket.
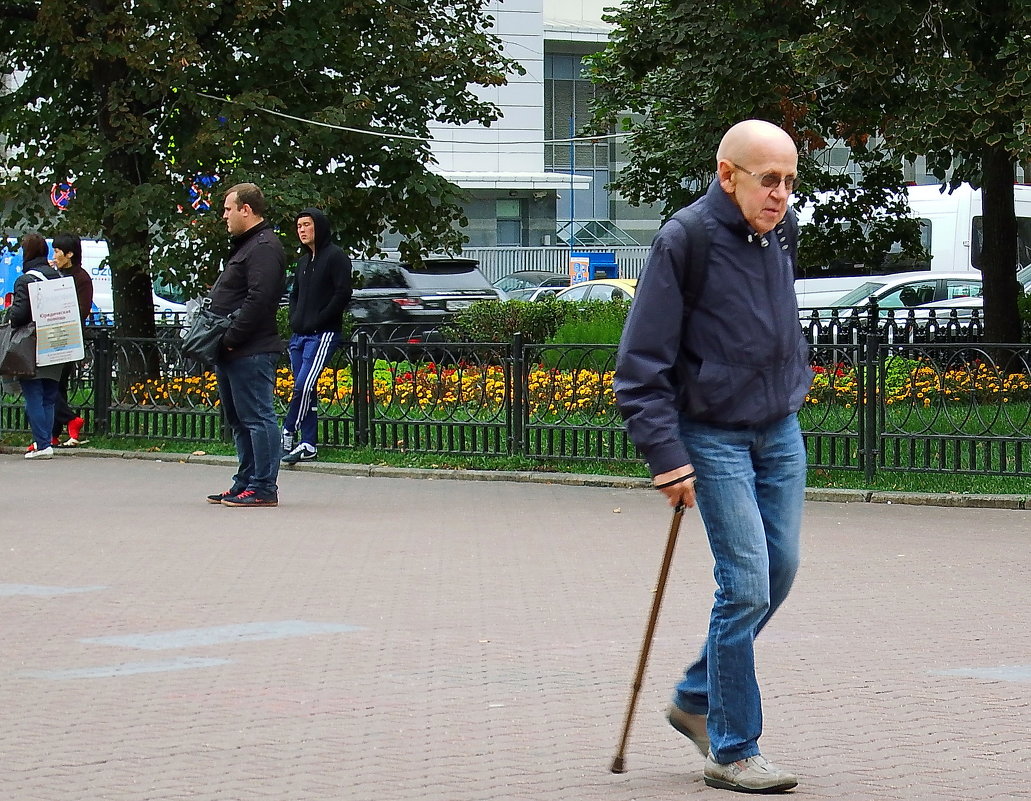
[206,183,287,507]
[280,207,352,464]
[614,120,812,794]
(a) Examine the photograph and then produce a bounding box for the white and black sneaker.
[281,443,317,465]
[281,429,296,454]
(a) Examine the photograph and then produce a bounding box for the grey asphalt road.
[2,453,1029,801]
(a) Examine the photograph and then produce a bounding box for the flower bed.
[127,358,1031,414]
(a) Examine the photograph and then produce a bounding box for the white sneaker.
[704,752,798,793]
[25,446,54,460]
[281,443,317,465]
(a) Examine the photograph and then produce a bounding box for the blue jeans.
[283,332,340,447]
[20,377,60,450]
[672,413,806,763]
[214,352,280,497]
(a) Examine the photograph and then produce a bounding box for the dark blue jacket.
[614,179,812,476]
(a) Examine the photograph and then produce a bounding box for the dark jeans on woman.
[19,377,60,450]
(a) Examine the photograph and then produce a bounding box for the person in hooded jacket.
[280,207,353,465]
[8,233,64,459]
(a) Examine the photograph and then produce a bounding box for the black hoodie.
[289,208,353,335]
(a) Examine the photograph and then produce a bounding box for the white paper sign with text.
[28,276,85,366]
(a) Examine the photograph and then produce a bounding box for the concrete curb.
[4,444,1028,510]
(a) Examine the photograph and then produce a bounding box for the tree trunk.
[103,215,161,391]
[979,146,1021,343]
[108,230,157,340]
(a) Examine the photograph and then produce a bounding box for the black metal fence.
[4,323,1031,480]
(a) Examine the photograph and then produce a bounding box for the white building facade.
[418,0,662,251]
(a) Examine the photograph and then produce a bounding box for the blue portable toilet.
[569,251,619,284]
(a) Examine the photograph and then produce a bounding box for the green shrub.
[552,299,631,334]
[882,355,924,396]
[276,305,291,342]
[440,297,570,343]
[1017,288,1031,334]
[538,299,629,371]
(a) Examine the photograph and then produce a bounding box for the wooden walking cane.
[610,501,685,773]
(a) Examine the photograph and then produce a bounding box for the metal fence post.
[509,332,525,456]
[353,331,370,446]
[92,329,113,435]
[862,302,880,484]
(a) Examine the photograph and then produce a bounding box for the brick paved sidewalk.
[1,454,1029,801]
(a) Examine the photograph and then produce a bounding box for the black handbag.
[182,302,236,365]
[0,319,38,377]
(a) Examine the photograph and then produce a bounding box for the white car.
[905,265,1031,325]
[798,271,983,324]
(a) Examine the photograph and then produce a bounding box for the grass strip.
[4,433,1027,496]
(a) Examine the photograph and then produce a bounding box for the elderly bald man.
[615,120,812,794]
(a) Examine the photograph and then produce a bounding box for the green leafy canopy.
[0,0,520,335]
[589,0,1031,340]
[586,0,925,273]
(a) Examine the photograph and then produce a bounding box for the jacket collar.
[230,220,270,252]
[22,255,51,272]
[705,178,756,239]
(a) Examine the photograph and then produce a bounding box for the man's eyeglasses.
[729,161,798,193]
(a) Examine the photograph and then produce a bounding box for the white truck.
[794,183,1031,307]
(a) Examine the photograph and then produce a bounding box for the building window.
[545,52,610,222]
[496,198,525,246]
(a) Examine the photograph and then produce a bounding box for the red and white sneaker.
[67,416,85,441]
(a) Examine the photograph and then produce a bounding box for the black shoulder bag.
[181,298,237,365]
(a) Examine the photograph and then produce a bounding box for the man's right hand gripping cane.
[652,464,696,509]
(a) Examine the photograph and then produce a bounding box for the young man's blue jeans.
[20,377,60,450]
[214,352,280,498]
[283,332,340,447]
[672,413,806,764]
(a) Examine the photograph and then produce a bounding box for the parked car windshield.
[494,272,566,292]
[834,281,888,307]
[152,277,189,304]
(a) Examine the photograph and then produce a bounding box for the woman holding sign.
[50,232,92,447]
[8,233,63,460]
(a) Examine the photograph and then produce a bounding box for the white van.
[795,183,1031,307]
[82,240,188,322]
[1,238,186,322]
